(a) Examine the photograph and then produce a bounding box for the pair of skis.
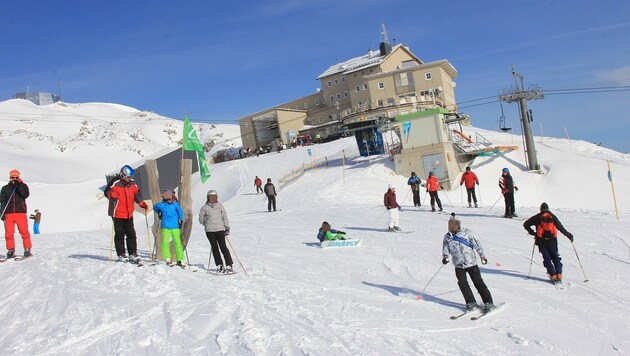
[450,302,506,320]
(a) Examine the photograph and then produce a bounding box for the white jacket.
[442,228,486,269]
[199,201,230,232]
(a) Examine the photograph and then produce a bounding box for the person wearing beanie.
[1,169,32,258]
[460,166,480,208]
[199,189,233,274]
[442,213,495,313]
[384,184,401,231]
[264,178,278,212]
[426,171,443,212]
[407,172,423,208]
[29,209,42,234]
[523,202,574,284]
[498,167,518,218]
[153,190,186,268]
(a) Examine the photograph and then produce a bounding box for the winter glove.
[480,257,488,265]
[460,183,463,186]
[566,232,574,242]
[0,215,4,221]
[156,211,162,219]
[528,230,536,237]
[30,214,35,219]
[442,257,449,265]
[398,206,402,211]
[515,186,519,191]
[476,182,479,186]
[386,206,391,210]
[178,220,183,228]
[138,201,148,210]
[225,229,230,236]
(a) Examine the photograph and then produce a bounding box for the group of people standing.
[104,165,234,273]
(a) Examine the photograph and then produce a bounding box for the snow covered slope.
[1,99,629,354]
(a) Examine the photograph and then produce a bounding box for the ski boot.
[6,249,15,259]
[23,248,32,258]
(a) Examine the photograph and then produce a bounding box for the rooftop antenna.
[380,23,389,43]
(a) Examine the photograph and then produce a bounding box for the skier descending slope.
[442,213,495,315]
[523,202,574,286]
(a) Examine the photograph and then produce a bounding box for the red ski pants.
[4,213,32,250]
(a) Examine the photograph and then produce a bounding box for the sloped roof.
[317,44,415,80]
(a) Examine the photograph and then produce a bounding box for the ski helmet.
[502,167,509,173]
[207,190,218,196]
[120,165,134,179]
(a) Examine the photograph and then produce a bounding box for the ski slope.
[1,100,630,354]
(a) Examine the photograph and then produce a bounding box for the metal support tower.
[498,65,543,171]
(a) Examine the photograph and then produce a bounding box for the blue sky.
[2,0,630,152]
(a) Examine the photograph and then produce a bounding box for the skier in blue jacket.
[153,190,185,267]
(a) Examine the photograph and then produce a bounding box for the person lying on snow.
[317,221,347,242]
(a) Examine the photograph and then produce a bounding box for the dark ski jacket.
[1,180,30,217]
[264,182,277,196]
[523,210,572,244]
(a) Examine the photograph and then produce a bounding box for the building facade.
[238,36,458,152]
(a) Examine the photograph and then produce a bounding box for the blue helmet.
[120,165,135,179]
[502,167,509,173]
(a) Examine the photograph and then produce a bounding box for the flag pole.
[607,160,620,221]
[181,111,187,186]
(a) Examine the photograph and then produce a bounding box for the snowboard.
[320,238,364,248]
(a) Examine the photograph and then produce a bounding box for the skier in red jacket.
[254,176,263,194]
[426,172,443,212]
[104,165,148,263]
[460,166,480,208]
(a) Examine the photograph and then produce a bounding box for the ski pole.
[207,250,213,272]
[0,187,16,220]
[420,264,445,295]
[144,211,153,261]
[526,238,536,279]
[372,208,388,227]
[460,185,464,208]
[402,188,411,204]
[226,236,248,276]
[488,194,503,211]
[477,185,483,207]
[571,242,589,282]
[442,189,453,208]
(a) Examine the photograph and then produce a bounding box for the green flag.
[183,114,211,183]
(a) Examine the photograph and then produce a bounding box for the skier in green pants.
[153,190,186,267]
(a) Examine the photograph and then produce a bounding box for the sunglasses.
[10,177,19,180]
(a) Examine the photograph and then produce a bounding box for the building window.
[387,98,395,106]
[329,95,334,102]
[377,100,384,107]
[355,86,360,92]
[336,93,341,100]
[395,73,409,87]
[332,113,338,120]
[425,72,432,80]
[378,82,385,89]
[315,99,320,106]
[363,84,368,90]
[327,80,332,87]
[343,91,348,98]
[318,117,323,124]
[341,76,346,83]
[304,103,309,109]
[334,79,339,85]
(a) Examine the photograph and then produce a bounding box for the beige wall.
[399,113,449,148]
[394,142,467,190]
[276,110,307,144]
